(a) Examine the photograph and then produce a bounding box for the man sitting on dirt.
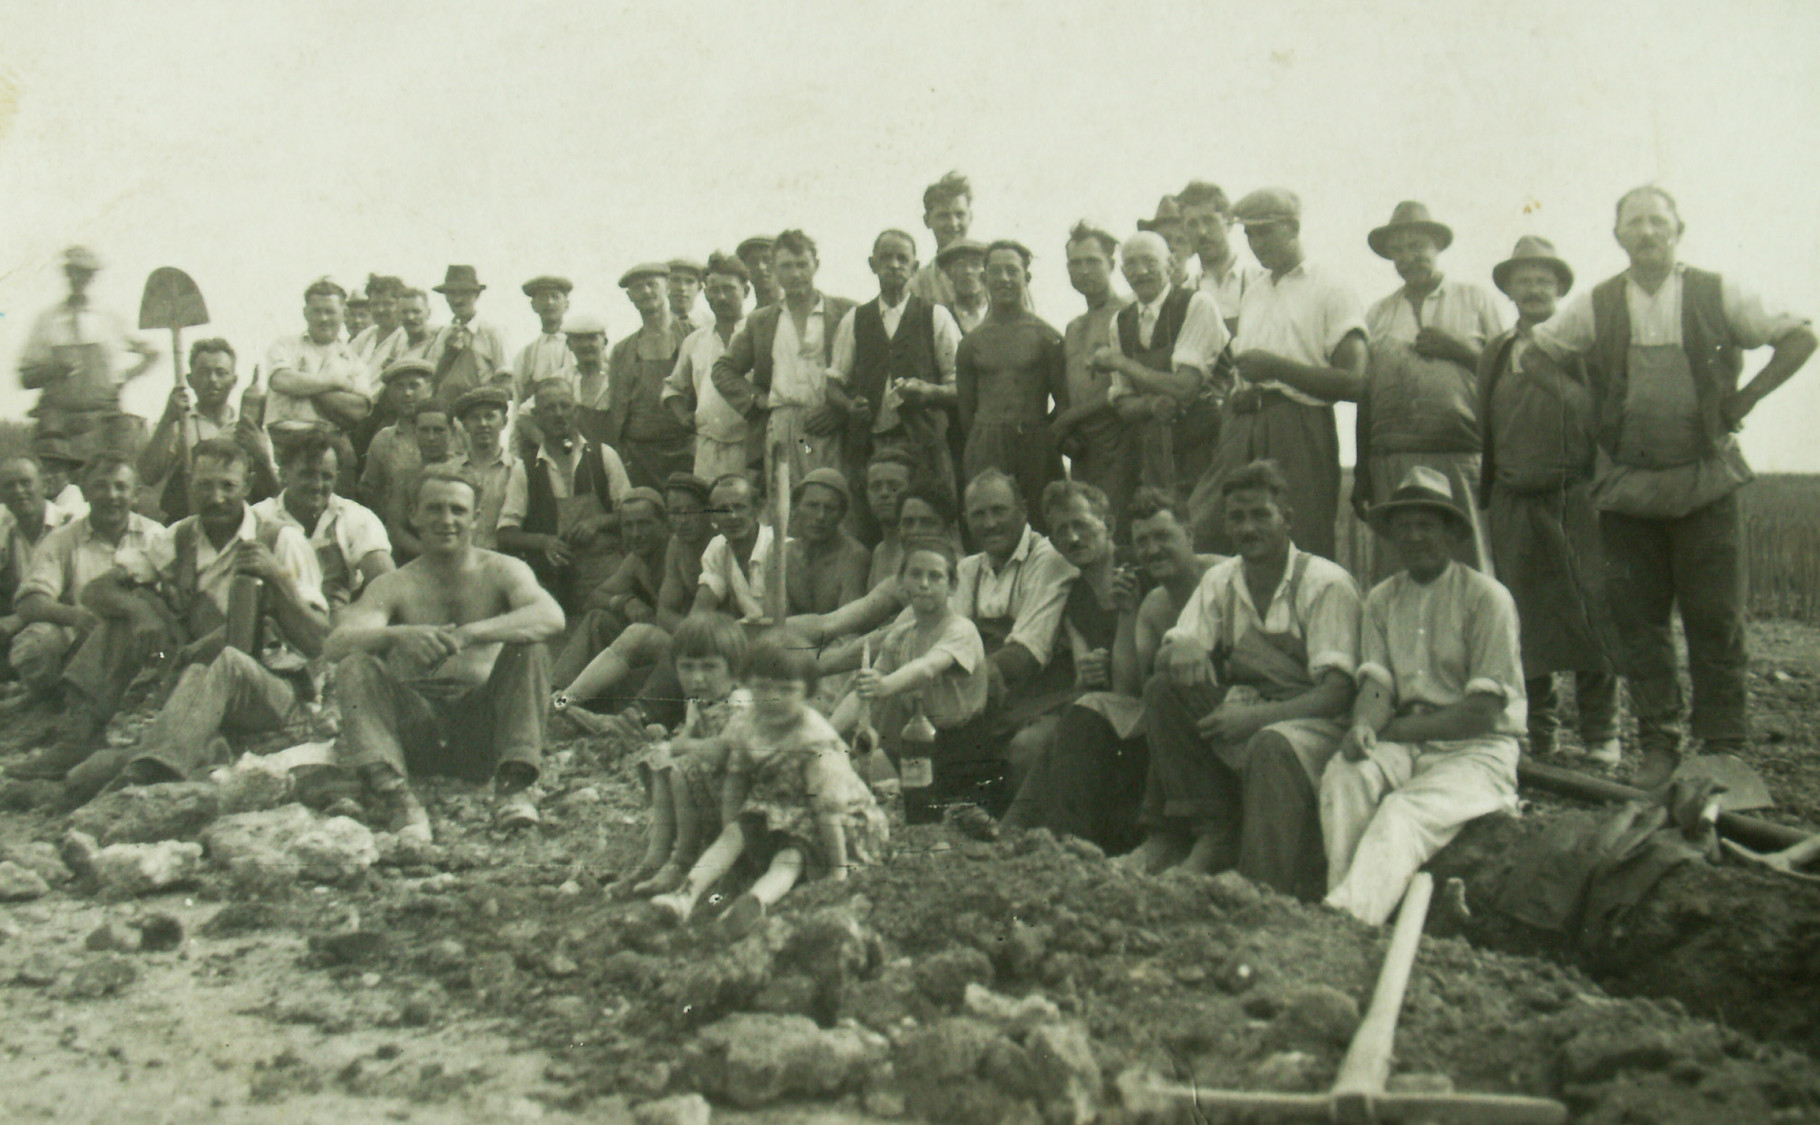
[0,456,75,671]
[1124,460,1360,899]
[326,466,565,841]
[1321,465,1527,926]
[250,429,395,618]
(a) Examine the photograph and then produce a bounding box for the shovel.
[138,267,211,472]
[1676,753,1773,812]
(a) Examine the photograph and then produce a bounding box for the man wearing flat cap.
[663,252,755,482]
[428,266,510,403]
[1188,187,1368,561]
[454,385,516,549]
[1524,186,1816,788]
[608,262,695,489]
[1356,201,1504,582]
[667,259,706,332]
[561,313,613,448]
[937,239,991,336]
[513,276,577,400]
[784,467,871,615]
[736,236,781,310]
[1477,236,1621,768]
[1321,464,1528,925]
[20,246,158,461]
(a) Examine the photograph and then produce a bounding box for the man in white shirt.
[265,278,371,439]
[512,275,576,401]
[19,246,157,462]
[692,473,772,623]
[350,275,406,373]
[663,252,753,482]
[0,457,73,650]
[251,429,394,617]
[1177,180,1258,335]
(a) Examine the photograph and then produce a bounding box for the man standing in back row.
[607,263,694,489]
[1525,186,1815,788]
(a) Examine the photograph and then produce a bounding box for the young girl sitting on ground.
[622,612,749,897]
[651,628,888,937]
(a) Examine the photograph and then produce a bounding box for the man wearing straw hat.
[1320,464,1527,925]
[1356,201,1504,582]
[1478,236,1621,767]
[1524,186,1816,789]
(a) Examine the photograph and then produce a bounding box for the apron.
[1592,344,1753,520]
[1210,553,1341,786]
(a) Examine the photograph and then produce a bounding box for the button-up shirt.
[1162,545,1362,680]
[460,449,516,549]
[18,298,142,405]
[1,501,75,604]
[829,296,963,433]
[1531,265,1806,358]
[697,524,774,623]
[952,524,1078,667]
[351,325,406,373]
[1358,560,1526,737]
[20,512,161,607]
[1366,276,1504,351]
[136,507,327,616]
[496,441,632,530]
[769,299,834,409]
[1232,261,1369,406]
[265,333,368,428]
[1194,257,1264,331]
[513,332,575,401]
[663,318,748,445]
[250,493,391,600]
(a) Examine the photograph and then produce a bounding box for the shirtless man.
[326,467,565,840]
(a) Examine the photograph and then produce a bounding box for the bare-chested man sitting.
[325,466,565,841]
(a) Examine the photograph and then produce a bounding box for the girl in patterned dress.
[652,628,888,936]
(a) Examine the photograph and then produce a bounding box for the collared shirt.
[829,296,963,433]
[18,298,140,398]
[876,610,990,729]
[575,365,611,412]
[770,298,832,408]
[1232,261,1369,406]
[351,324,406,372]
[1366,276,1504,351]
[1162,545,1362,680]
[1063,297,1130,408]
[496,440,632,530]
[1358,560,1526,737]
[952,524,1079,667]
[250,493,391,599]
[1,501,75,603]
[50,483,87,519]
[513,332,576,401]
[663,317,748,445]
[909,262,955,309]
[264,333,368,428]
[1194,257,1264,330]
[20,512,162,607]
[459,449,516,548]
[697,524,774,623]
[428,318,511,385]
[1530,264,1807,358]
[1123,284,1231,381]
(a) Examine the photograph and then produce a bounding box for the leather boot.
[1632,739,1683,792]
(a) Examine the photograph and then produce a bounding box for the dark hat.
[451,384,511,419]
[521,275,573,296]
[379,358,435,385]
[666,258,706,280]
[31,436,82,466]
[934,238,988,268]
[1492,235,1574,297]
[622,486,668,516]
[1366,465,1471,535]
[618,262,671,288]
[1368,201,1454,258]
[1136,195,1183,234]
[735,235,775,259]
[663,472,712,503]
[792,466,852,507]
[1232,187,1302,227]
[433,265,485,293]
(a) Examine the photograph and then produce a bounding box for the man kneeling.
[324,467,565,841]
[1322,465,1526,925]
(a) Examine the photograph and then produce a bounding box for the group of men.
[1,173,1810,921]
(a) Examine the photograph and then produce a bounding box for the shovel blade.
[1678,753,1774,812]
[138,266,209,331]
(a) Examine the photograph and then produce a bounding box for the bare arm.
[1238,331,1369,403]
[355,550,397,587]
[320,574,403,662]
[451,557,566,647]
[1727,325,1819,429]
[1381,691,1503,744]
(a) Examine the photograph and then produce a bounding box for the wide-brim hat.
[451,385,511,419]
[1232,187,1302,228]
[521,275,573,296]
[1492,235,1574,297]
[1136,194,1183,234]
[1368,201,1454,258]
[1366,465,1471,535]
[379,358,435,385]
[433,264,485,293]
[792,466,852,507]
[934,238,988,268]
[618,262,671,289]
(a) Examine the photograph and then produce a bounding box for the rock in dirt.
[65,953,138,998]
[1207,869,1265,912]
[90,841,204,896]
[686,1012,888,1108]
[913,945,994,1008]
[0,861,50,901]
[1025,1022,1100,1125]
[138,913,183,952]
[16,953,59,986]
[5,842,72,886]
[309,930,388,964]
[1278,984,1362,1047]
[633,1093,710,1125]
[203,804,377,884]
[962,982,1061,1034]
[86,919,141,952]
[59,831,99,880]
[1252,1050,1323,1092]
[217,767,292,814]
[70,783,222,845]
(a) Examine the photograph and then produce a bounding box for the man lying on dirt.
[51,440,329,796]
[1123,460,1360,899]
[325,466,565,842]
[1321,465,1526,926]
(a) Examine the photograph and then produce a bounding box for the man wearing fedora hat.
[513,276,577,401]
[1188,187,1369,561]
[1477,236,1622,766]
[1522,186,1816,787]
[608,262,695,490]
[428,266,509,403]
[1357,201,1504,583]
[1321,464,1528,925]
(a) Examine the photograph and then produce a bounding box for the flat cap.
[63,245,101,271]
[1232,187,1301,226]
[618,262,671,288]
[561,313,608,336]
[663,472,712,503]
[666,258,706,280]
[451,384,511,418]
[935,238,988,267]
[622,486,668,515]
[792,466,852,505]
[31,435,82,465]
[379,358,435,384]
[521,275,573,296]
[346,290,370,307]
[735,235,774,259]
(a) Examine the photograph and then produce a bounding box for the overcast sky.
[1,0,1816,467]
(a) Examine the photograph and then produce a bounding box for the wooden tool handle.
[172,327,194,474]
[763,440,790,626]
[1332,872,1434,1100]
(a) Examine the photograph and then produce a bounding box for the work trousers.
[10,621,78,698]
[132,649,300,779]
[1189,396,1340,559]
[1599,493,1747,747]
[62,610,174,732]
[1321,736,1518,925]
[1528,672,1621,746]
[1003,704,1148,856]
[336,644,549,784]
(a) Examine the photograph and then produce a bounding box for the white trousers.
[1320,736,1518,925]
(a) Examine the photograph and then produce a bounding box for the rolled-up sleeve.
[1321,281,1370,360]
[1356,589,1395,694]
[1300,570,1362,680]
[1171,291,1232,377]
[1006,552,1077,668]
[273,526,329,613]
[1528,290,1597,360]
[1721,277,1811,350]
[1462,580,1524,702]
[697,537,731,601]
[16,531,71,604]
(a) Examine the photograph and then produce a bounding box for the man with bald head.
[1189,188,1369,559]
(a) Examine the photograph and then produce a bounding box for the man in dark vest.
[828,229,963,519]
[494,378,633,613]
[607,263,695,489]
[1087,232,1228,513]
[1525,186,1814,789]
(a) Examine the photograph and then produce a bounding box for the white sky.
[1,0,1816,466]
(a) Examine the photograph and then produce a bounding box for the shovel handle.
[1333,872,1434,1100]
[171,327,194,474]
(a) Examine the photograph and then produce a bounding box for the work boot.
[64,749,133,803]
[493,762,541,831]
[363,764,432,844]
[7,738,99,781]
[1582,738,1623,768]
[1632,740,1683,792]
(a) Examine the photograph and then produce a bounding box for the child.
[622,612,749,896]
[652,628,888,937]
[833,537,989,821]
